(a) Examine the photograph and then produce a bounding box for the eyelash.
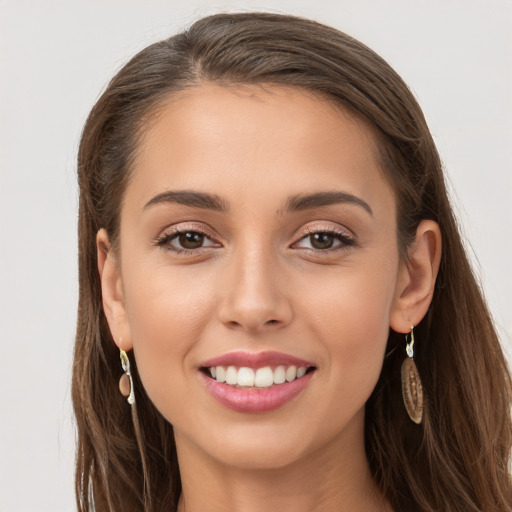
[153,225,355,255]
[292,226,355,253]
[153,226,219,255]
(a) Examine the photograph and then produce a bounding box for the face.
[106,84,405,470]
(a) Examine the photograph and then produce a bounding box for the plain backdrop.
[0,1,511,510]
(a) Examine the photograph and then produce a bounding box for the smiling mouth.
[201,365,316,388]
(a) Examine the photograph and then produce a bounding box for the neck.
[175,411,391,512]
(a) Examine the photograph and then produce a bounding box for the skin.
[98,84,441,511]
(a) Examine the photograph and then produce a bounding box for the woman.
[72,12,512,512]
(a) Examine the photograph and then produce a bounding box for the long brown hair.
[73,12,512,511]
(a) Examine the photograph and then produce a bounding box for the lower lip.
[201,371,314,413]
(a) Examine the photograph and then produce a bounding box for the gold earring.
[401,326,423,424]
[119,349,135,405]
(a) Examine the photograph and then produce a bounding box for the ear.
[390,220,442,333]
[96,228,133,351]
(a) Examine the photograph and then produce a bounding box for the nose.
[217,246,293,333]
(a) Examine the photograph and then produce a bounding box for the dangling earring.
[401,326,424,424]
[117,347,150,496]
[119,349,135,405]
[117,346,150,494]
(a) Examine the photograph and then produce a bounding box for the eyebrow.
[285,191,373,216]
[144,190,229,211]
[143,189,372,217]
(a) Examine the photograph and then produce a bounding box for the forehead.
[139,83,377,155]
[125,83,392,215]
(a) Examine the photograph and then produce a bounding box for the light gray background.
[1,1,510,510]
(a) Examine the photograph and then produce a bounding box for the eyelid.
[296,222,354,240]
[156,221,216,238]
[300,222,353,236]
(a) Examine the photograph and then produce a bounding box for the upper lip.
[200,350,315,369]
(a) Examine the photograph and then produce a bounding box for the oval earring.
[119,349,135,405]
[117,346,149,488]
[401,326,424,424]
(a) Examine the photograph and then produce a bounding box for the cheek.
[122,265,214,419]
[301,261,397,403]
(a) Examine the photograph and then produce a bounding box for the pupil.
[311,233,333,249]
[179,232,204,249]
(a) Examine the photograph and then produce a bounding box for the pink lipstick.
[199,351,316,413]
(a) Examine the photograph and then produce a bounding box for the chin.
[205,434,312,471]
[174,407,362,473]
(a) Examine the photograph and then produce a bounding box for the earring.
[401,326,423,424]
[119,349,135,405]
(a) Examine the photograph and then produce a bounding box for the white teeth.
[226,366,238,385]
[209,364,311,387]
[237,367,255,387]
[285,365,297,382]
[273,365,286,384]
[254,367,274,388]
[216,366,226,383]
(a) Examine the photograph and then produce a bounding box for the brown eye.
[178,232,205,249]
[309,233,335,249]
[155,227,220,253]
[292,228,354,252]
